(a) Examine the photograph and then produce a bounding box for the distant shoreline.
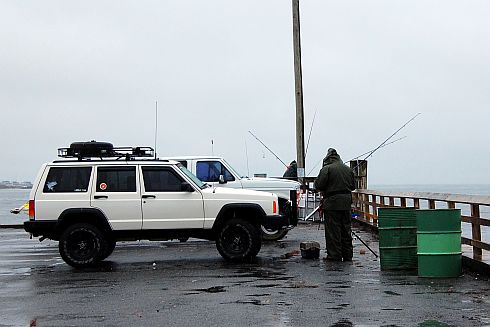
[0,186,32,190]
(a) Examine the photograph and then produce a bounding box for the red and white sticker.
[99,182,107,191]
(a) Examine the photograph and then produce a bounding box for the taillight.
[273,201,277,214]
[28,200,35,220]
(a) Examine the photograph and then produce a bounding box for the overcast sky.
[1,1,489,185]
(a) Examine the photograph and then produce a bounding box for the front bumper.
[262,215,289,231]
[263,190,299,230]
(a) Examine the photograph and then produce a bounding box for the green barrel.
[416,209,462,278]
[378,207,417,270]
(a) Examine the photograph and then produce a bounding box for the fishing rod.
[248,130,288,168]
[305,108,317,159]
[350,112,421,174]
[363,112,420,162]
[307,136,407,176]
[347,136,407,162]
[352,230,378,258]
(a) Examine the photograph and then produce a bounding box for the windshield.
[222,159,245,178]
[177,163,207,189]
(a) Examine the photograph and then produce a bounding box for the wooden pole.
[292,0,305,183]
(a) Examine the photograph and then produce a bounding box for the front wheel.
[216,219,261,262]
[59,223,107,268]
[261,226,289,241]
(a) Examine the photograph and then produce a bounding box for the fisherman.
[283,160,298,178]
[314,148,355,262]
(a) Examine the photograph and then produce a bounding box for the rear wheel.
[59,223,107,268]
[216,218,261,262]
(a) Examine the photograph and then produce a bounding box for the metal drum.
[378,207,417,270]
[416,209,462,278]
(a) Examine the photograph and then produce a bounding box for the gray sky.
[1,1,489,184]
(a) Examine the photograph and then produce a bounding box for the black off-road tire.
[59,223,107,268]
[99,237,116,261]
[216,218,262,262]
[260,227,289,241]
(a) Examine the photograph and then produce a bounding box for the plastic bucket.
[416,209,462,278]
[378,207,417,270]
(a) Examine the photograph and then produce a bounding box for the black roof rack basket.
[58,141,154,160]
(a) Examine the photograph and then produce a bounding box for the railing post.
[400,197,407,208]
[372,195,378,225]
[413,198,420,209]
[364,193,370,222]
[389,197,394,207]
[428,199,436,209]
[447,201,455,209]
[470,204,482,261]
[380,196,385,207]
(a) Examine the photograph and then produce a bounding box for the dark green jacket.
[314,150,355,210]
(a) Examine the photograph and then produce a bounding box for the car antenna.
[244,139,250,177]
[154,100,158,159]
[248,130,288,168]
[211,139,214,156]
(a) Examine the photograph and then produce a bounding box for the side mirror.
[180,181,194,192]
[218,175,226,184]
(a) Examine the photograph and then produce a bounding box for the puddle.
[254,283,282,288]
[284,281,319,288]
[330,319,353,326]
[418,320,453,327]
[246,293,271,297]
[234,299,271,306]
[384,290,402,296]
[192,286,226,293]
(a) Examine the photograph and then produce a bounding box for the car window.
[43,167,92,193]
[196,161,235,182]
[96,166,136,192]
[177,164,205,189]
[142,167,185,192]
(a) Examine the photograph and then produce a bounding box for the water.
[371,184,490,196]
[0,189,30,225]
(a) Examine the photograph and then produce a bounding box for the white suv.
[24,142,291,268]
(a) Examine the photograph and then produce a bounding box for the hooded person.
[283,160,298,178]
[314,148,355,261]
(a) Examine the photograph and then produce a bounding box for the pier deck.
[0,224,488,326]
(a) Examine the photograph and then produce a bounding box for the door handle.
[142,195,156,199]
[94,195,108,199]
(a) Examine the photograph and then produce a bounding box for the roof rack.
[57,141,155,161]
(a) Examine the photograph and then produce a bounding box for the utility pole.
[292,0,306,183]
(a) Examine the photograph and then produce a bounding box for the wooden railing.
[352,189,490,263]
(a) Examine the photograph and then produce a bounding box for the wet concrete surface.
[0,224,489,327]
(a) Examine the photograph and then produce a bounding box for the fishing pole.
[347,136,407,162]
[307,136,407,176]
[305,108,317,159]
[352,231,378,258]
[363,112,420,162]
[248,130,288,168]
[350,112,421,174]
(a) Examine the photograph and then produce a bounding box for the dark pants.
[324,210,353,261]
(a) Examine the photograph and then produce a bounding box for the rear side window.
[96,166,136,192]
[196,161,235,182]
[43,167,92,193]
[142,167,185,192]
